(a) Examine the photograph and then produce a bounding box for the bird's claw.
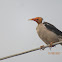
[49,42,56,50]
[49,42,53,50]
[40,45,45,50]
[50,42,53,47]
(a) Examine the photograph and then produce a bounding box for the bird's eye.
[37,19,38,20]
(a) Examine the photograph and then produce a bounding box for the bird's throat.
[36,21,42,24]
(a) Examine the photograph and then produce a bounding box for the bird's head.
[29,17,43,24]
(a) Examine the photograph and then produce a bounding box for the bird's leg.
[50,42,53,47]
[50,42,56,47]
[49,42,53,50]
[40,45,45,50]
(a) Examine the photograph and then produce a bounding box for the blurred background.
[0,0,62,62]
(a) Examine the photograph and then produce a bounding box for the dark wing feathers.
[43,22,62,36]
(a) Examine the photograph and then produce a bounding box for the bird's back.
[43,22,62,36]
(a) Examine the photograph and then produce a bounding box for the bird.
[29,17,62,48]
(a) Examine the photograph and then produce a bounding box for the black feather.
[43,22,62,36]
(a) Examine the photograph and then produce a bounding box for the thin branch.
[0,41,62,61]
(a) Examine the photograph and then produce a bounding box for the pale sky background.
[0,0,62,62]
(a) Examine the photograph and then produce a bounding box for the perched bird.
[29,17,62,47]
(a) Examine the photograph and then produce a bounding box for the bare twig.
[0,41,62,61]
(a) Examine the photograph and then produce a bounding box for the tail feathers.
[58,36,62,46]
[58,36,62,45]
[60,43,62,45]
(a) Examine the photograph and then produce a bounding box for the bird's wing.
[43,22,62,36]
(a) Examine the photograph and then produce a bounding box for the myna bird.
[29,17,62,48]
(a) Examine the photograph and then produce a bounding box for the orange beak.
[29,18,34,20]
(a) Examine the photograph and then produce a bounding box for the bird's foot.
[49,42,55,47]
[49,42,52,50]
[49,42,54,50]
[50,42,53,47]
[40,45,45,50]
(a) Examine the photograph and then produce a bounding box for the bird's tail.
[58,36,62,45]
[60,43,62,45]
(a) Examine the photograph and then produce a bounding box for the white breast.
[36,23,59,44]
